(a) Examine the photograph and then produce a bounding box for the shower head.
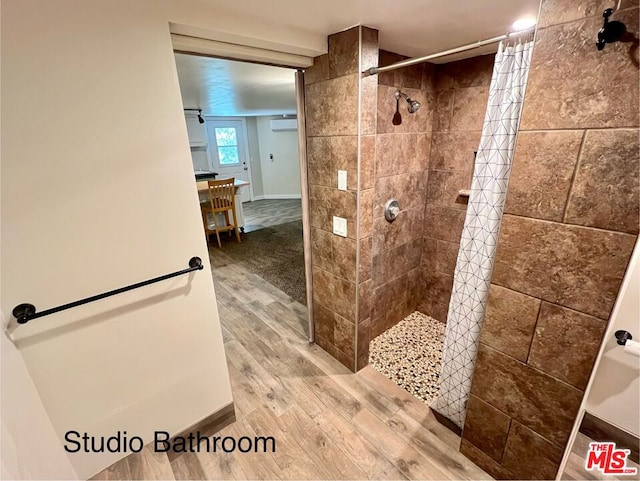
[395,90,421,113]
[407,99,421,113]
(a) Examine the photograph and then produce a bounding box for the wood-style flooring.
[93,251,490,480]
[242,199,302,233]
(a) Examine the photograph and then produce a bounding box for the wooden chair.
[201,178,242,248]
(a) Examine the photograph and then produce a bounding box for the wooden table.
[197,179,250,231]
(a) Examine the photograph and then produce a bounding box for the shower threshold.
[369,311,445,406]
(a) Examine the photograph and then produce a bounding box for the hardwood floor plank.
[170,453,207,480]
[314,408,409,480]
[245,406,322,480]
[351,408,451,480]
[90,457,131,480]
[225,341,293,417]
[126,446,175,480]
[278,405,368,480]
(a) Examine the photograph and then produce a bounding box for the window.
[214,127,240,165]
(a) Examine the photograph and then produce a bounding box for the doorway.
[172,49,314,342]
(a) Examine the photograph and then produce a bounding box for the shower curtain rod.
[364,27,535,76]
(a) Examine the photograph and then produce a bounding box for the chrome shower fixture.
[395,90,421,113]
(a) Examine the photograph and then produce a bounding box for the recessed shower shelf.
[458,189,471,197]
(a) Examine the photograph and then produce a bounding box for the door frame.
[203,116,254,202]
[171,39,315,343]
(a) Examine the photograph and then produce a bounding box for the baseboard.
[253,194,301,200]
[430,408,463,436]
[580,412,639,464]
[166,402,236,461]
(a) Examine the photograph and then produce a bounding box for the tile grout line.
[561,129,588,223]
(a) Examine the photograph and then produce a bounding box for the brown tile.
[565,129,640,234]
[314,300,335,343]
[307,136,332,187]
[361,26,379,79]
[377,85,433,134]
[361,74,378,136]
[416,297,450,324]
[432,89,454,132]
[471,344,584,446]
[359,188,374,238]
[371,238,422,287]
[358,279,372,322]
[435,240,459,275]
[505,131,584,221]
[422,270,453,311]
[520,9,640,130]
[377,50,405,87]
[304,54,329,85]
[312,267,356,322]
[371,273,410,323]
[377,49,424,89]
[309,184,333,231]
[502,421,564,480]
[332,189,358,240]
[426,169,471,210]
[420,236,438,271]
[538,0,639,28]
[333,313,355,358]
[331,136,358,191]
[430,131,481,172]
[450,85,489,131]
[356,317,371,370]
[372,207,424,255]
[305,74,359,136]
[421,62,436,91]
[493,215,637,319]
[359,236,372,281]
[462,395,511,462]
[529,302,607,389]
[311,227,333,271]
[331,235,357,282]
[328,27,359,78]
[360,135,375,190]
[423,205,466,243]
[434,54,494,90]
[375,133,430,176]
[480,284,541,362]
[373,171,427,218]
[460,439,515,480]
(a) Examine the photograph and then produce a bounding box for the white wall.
[584,241,640,437]
[245,117,264,198]
[0,0,269,478]
[1,309,78,480]
[255,116,301,199]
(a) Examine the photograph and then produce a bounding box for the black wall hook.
[597,8,627,51]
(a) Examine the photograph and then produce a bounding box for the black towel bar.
[12,257,203,325]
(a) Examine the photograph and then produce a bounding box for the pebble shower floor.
[369,312,446,405]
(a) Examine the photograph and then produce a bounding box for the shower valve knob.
[384,199,401,222]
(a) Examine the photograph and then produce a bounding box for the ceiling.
[175,0,541,117]
[174,54,297,117]
[190,0,540,59]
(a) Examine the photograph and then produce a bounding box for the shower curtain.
[431,39,533,428]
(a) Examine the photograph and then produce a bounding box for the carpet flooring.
[209,220,307,305]
[369,311,446,405]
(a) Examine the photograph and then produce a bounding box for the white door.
[205,118,252,203]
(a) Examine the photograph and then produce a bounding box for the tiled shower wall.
[417,55,494,322]
[362,52,435,364]
[305,26,378,370]
[460,1,639,479]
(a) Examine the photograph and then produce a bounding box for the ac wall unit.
[270,118,298,131]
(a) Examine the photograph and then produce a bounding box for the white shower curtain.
[431,39,533,428]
